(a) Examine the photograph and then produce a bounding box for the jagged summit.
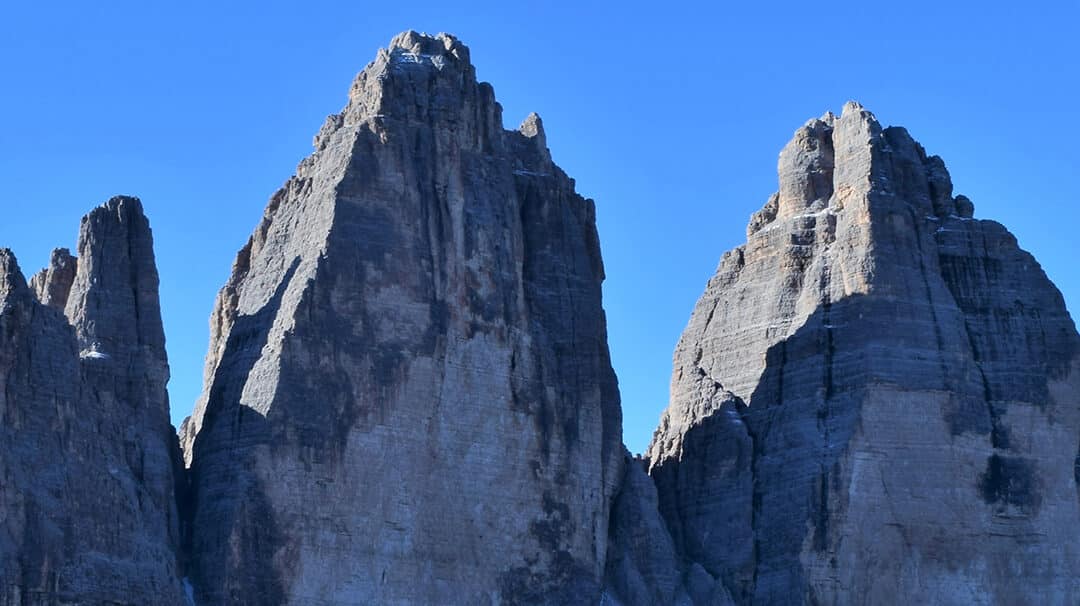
[607,104,1080,605]
[304,31,567,199]
[66,194,165,365]
[0,248,28,305]
[387,29,469,62]
[754,101,973,238]
[29,247,77,311]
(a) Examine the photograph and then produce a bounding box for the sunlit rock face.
[616,103,1080,606]
[0,197,186,605]
[182,31,623,605]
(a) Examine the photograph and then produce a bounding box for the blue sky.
[1,1,1076,454]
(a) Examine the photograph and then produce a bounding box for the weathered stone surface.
[28,247,76,311]
[644,102,1080,605]
[0,197,186,605]
[602,451,682,606]
[601,447,740,606]
[183,31,623,604]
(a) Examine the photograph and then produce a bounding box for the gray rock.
[602,451,683,606]
[183,31,623,604]
[644,101,1080,605]
[28,247,77,310]
[0,197,186,605]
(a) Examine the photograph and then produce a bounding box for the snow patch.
[80,349,109,360]
[513,169,551,177]
[393,52,445,70]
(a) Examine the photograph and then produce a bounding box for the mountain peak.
[0,248,28,306]
[29,247,77,311]
[751,102,974,237]
[184,31,620,605]
[67,194,165,364]
[632,103,1080,605]
[387,30,470,65]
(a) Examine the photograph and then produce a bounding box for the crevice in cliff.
[736,401,762,605]
[814,250,837,557]
[1074,445,1080,502]
[933,221,1008,449]
[745,333,784,601]
[972,230,1009,451]
[125,219,145,356]
[908,206,950,386]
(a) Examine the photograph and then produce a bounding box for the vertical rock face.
[29,248,77,311]
[635,103,1080,605]
[0,197,185,605]
[184,31,623,605]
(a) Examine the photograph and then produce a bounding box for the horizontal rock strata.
[182,31,623,605]
[615,102,1080,606]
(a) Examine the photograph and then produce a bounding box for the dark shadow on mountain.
[183,256,300,605]
[652,286,1060,605]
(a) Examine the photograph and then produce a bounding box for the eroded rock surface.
[183,31,623,605]
[28,247,76,311]
[0,197,185,605]
[627,102,1080,606]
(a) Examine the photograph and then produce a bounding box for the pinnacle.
[31,248,78,311]
[0,248,29,304]
[98,195,145,217]
[837,100,881,132]
[519,112,545,139]
[842,100,866,115]
[50,247,75,263]
[0,248,21,280]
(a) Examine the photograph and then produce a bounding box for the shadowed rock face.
[182,31,623,605]
[610,103,1080,606]
[0,197,186,605]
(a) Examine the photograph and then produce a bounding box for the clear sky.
[2,1,1076,455]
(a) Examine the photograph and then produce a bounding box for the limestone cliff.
[623,103,1080,606]
[183,31,623,604]
[0,197,185,605]
[5,40,1077,606]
